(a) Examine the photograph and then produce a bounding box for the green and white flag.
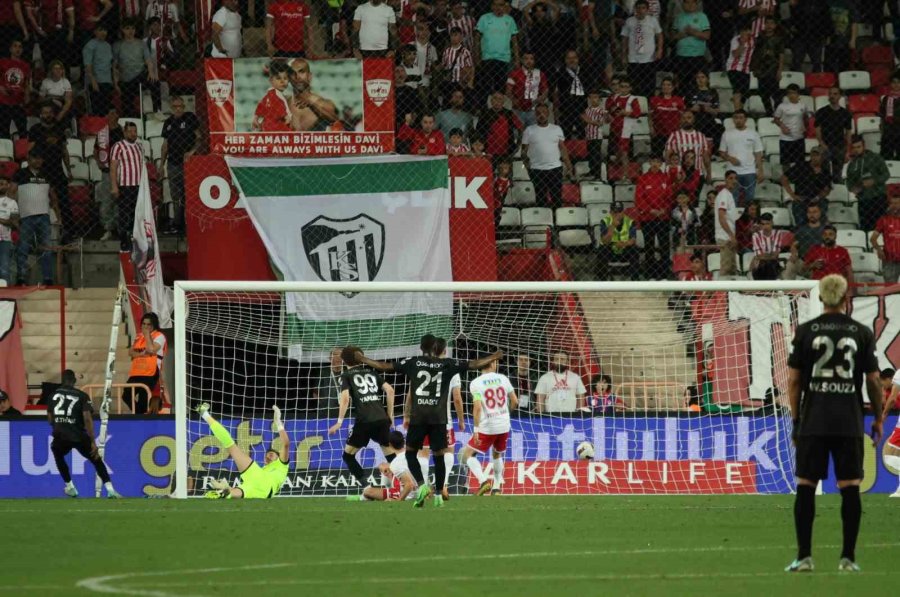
[226,155,453,360]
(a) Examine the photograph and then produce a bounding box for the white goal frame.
[173,280,821,498]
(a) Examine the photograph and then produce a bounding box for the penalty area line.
[75,563,293,597]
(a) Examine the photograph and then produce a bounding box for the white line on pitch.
[76,563,292,597]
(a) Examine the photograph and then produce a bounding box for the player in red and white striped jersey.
[440,27,474,98]
[606,79,641,175]
[448,0,475,49]
[118,0,140,20]
[110,121,145,251]
[726,23,754,112]
[664,111,711,180]
[750,212,789,279]
[882,369,900,497]
[145,0,187,42]
[738,0,775,38]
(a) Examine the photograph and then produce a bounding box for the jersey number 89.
[484,387,507,409]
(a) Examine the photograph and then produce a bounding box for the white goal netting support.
[173,280,820,498]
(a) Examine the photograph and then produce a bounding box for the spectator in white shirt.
[620,0,663,97]
[718,109,764,205]
[211,0,242,58]
[773,83,809,169]
[352,0,398,58]
[535,351,586,413]
[715,170,740,277]
[0,176,18,284]
[520,102,572,209]
[38,60,73,125]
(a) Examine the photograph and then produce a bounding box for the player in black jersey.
[358,337,502,508]
[785,275,883,573]
[48,370,120,498]
[329,345,398,487]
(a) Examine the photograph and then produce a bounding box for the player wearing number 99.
[329,346,398,486]
[785,274,884,574]
[48,370,120,498]
[357,338,503,508]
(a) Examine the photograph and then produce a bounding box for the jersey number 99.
[353,374,379,394]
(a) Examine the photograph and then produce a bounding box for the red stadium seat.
[870,68,892,89]
[562,183,581,205]
[809,87,830,98]
[804,72,836,89]
[78,115,107,137]
[68,184,93,231]
[0,161,18,179]
[861,45,893,67]
[13,138,29,161]
[848,94,880,115]
[672,253,692,275]
[607,162,641,182]
[564,140,588,160]
[806,116,816,139]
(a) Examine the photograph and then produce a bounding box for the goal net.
[173,280,819,498]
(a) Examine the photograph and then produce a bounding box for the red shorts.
[382,478,401,501]
[467,431,509,454]
[423,428,455,449]
[888,426,900,449]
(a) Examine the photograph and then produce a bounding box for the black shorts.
[795,435,864,481]
[406,424,448,452]
[51,432,93,459]
[347,420,391,449]
[728,71,750,96]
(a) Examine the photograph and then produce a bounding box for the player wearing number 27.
[460,359,518,496]
[785,274,883,573]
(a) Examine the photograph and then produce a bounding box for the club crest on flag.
[206,79,233,106]
[365,79,392,107]
[301,214,385,297]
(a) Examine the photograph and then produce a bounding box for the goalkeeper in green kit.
[199,404,291,499]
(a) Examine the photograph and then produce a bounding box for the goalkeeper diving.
[199,404,290,499]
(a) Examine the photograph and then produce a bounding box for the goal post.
[173,280,820,499]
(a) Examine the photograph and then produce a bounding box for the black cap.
[610,201,625,213]
[759,212,774,222]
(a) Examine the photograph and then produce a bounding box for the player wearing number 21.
[357,339,503,508]
[785,274,883,573]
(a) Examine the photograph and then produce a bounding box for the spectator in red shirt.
[26,0,75,68]
[735,200,759,254]
[506,50,548,129]
[803,224,854,284]
[493,158,512,227]
[670,149,702,202]
[0,2,29,49]
[475,90,522,159]
[267,0,313,58]
[684,250,712,281]
[635,155,673,279]
[398,112,446,155]
[871,194,900,284]
[0,39,31,140]
[649,77,685,158]
[605,78,641,175]
[253,61,293,132]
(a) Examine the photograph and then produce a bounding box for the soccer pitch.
[1,496,898,596]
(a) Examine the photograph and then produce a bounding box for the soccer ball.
[576,441,595,460]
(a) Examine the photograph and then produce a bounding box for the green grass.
[1,496,898,596]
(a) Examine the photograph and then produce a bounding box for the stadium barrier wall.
[2,415,896,498]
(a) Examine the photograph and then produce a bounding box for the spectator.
[79,0,117,49]
[448,0,476,50]
[649,77,685,158]
[823,0,857,74]
[210,0,242,58]
[470,136,487,158]
[685,384,702,410]
[141,18,171,114]
[474,0,519,110]
[705,0,735,69]
[93,107,122,243]
[726,23,754,111]
[394,66,421,133]
[25,0,75,68]
[39,60,73,125]
[585,0,616,87]
[0,389,22,417]
[685,70,723,151]
[749,15,783,116]
[12,150,58,286]
[606,78,641,176]
[313,347,343,412]
[29,103,72,243]
[436,87,474,139]
[554,50,586,140]
[493,158,512,226]
[160,97,199,236]
[506,49,547,128]
[781,147,832,226]
[670,0,710,88]
[788,0,830,73]
[110,122,145,252]
[587,374,625,413]
[735,200,760,254]
[698,189,717,244]
[583,89,608,179]
[522,0,561,73]
[665,110,712,181]
[476,90,522,159]
[596,200,639,280]
[446,128,471,154]
[0,175,18,284]
[439,27,475,101]
[635,155,672,278]
[620,0,663,97]
[881,73,900,161]
[871,194,900,284]
[737,0,776,38]
[718,109,764,205]
[123,312,167,414]
[670,149,703,202]
[784,202,827,279]
[773,84,809,168]
[398,112,446,155]
[715,170,740,277]
[113,20,156,118]
[509,353,538,411]
[521,102,571,208]
[266,0,312,58]
[0,3,29,49]
[846,134,889,232]
[535,351,586,413]
[803,223,853,284]
[749,211,789,279]
[0,38,30,140]
[145,0,187,44]
[814,87,853,183]
[352,0,396,58]
[671,190,701,248]
[83,23,114,115]
[413,21,438,102]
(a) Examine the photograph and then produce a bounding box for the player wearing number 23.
[785,274,884,573]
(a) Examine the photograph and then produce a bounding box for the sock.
[104,481,115,493]
[91,457,111,484]
[406,451,425,485]
[492,456,504,486]
[418,455,430,484]
[205,416,235,449]
[443,452,454,488]
[385,453,396,463]
[341,452,367,484]
[840,486,862,562]
[467,456,487,483]
[434,453,446,493]
[794,484,816,560]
